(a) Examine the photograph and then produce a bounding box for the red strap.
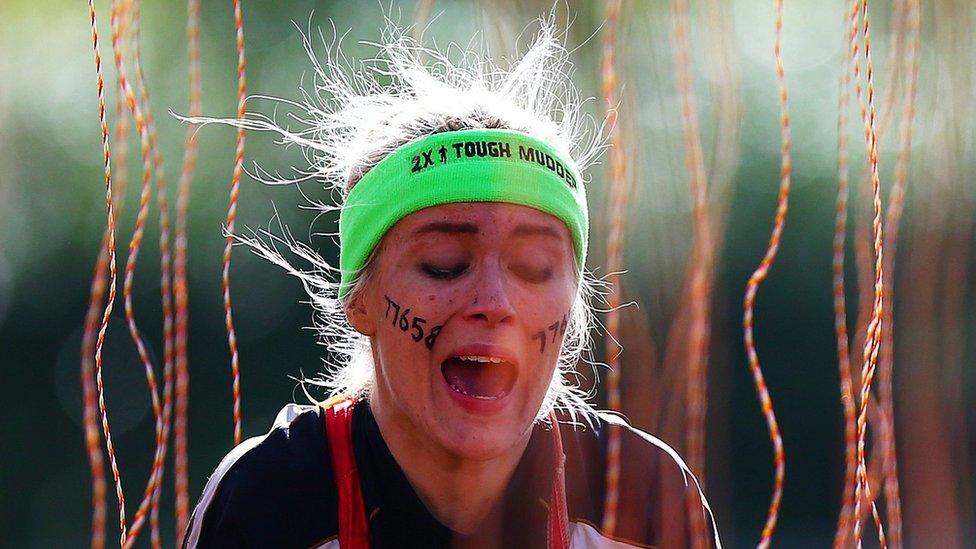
[547,410,570,549]
[323,398,569,548]
[323,397,370,549]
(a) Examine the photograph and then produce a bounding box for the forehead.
[388,202,572,242]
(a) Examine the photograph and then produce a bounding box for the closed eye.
[511,263,553,283]
[422,263,468,280]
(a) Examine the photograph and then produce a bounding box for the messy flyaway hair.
[185,9,610,423]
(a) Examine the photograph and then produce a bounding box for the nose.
[462,261,516,327]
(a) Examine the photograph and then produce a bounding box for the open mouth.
[441,355,518,400]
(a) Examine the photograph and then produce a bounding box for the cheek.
[527,310,571,357]
[373,292,446,354]
[514,281,576,354]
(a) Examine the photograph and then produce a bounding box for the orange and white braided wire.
[831,2,858,546]
[107,2,170,547]
[832,0,857,549]
[174,0,202,539]
[848,0,888,546]
[599,0,626,537]
[875,1,920,547]
[670,1,714,545]
[742,1,790,546]
[82,8,131,544]
[224,0,247,447]
[87,1,126,545]
[127,2,176,546]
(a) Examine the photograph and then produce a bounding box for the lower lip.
[441,374,513,415]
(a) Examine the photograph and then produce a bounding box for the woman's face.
[348,202,578,461]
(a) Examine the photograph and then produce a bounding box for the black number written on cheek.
[382,294,443,350]
[424,326,442,350]
[532,331,546,354]
[534,312,569,354]
[384,295,399,321]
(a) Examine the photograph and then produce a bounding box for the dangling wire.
[840,0,906,539]
[669,1,714,545]
[82,3,132,546]
[87,0,126,545]
[174,0,202,540]
[105,2,159,547]
[225,0,248,446]
[848,0,889,546]
[846,4,893,502]
[837,0,907,539]
[107,0,170,546]
[849,0,904,419]
[599,0,626,537]
[849,3,906,390]
[875,1,920,546]
[80,132,114,549]
[742,1,790,546]
[126,1,176,546]
[831,2,858,547]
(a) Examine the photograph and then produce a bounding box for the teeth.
[457,355,505,364]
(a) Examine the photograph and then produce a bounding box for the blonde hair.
[190,9,610,423]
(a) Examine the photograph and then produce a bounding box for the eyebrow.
[413,222,479,235]
[412,221,563,240]
[512,223,563,240]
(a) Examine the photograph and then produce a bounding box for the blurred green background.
[1,1,972,547]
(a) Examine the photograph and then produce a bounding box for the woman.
[184,13,717,549]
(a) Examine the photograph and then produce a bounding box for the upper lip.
[442,343,519,367]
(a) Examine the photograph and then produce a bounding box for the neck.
[369,392,531,536]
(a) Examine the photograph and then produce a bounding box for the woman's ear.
[345,290,377,337]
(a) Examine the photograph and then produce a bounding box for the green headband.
[338,128,588,298]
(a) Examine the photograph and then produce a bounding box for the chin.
[427,386,544,462]
[433,414,529,461]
